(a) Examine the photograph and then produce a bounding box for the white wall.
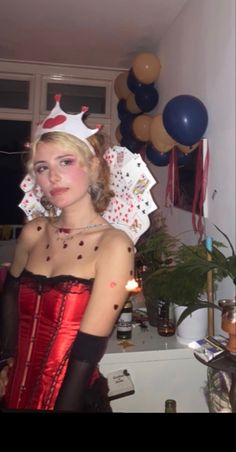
[147,0,235,309]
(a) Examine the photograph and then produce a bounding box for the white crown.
[35,94,100,153]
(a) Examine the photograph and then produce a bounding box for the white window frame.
[40,75,112,120]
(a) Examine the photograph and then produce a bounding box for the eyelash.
[35,159,76,174]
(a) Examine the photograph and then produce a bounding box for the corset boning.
[5,270,98,411]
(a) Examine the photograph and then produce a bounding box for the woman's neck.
[55,202,101,230]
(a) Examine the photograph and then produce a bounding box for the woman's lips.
[50,187,68,197]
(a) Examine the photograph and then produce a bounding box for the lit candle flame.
[125,278,139,291]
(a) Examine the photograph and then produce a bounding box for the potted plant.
[135,211,179,327]
[136,223,236,331]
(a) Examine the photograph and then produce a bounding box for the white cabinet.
[100,325,209,413]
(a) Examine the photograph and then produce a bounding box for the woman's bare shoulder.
[101,226,134,248]
[19,217,48,241]
[10,217,49,276]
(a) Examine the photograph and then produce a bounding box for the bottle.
[165,399,177,413]
[157,301,175,337]
[117,298,133,340]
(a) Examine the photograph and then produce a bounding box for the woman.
[0,95,134,411]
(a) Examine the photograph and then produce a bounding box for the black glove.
[54,331,108,412]
[0,272,19,361]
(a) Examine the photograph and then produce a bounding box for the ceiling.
[1,0,188,69]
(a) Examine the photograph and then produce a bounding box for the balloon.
[132,53,161,84]
[146,143,171,166]
[115,125,122,143]
[117,99,134,122]
[176,148,195,166]
[120,136,143,153]
[120,117,135,139]
[163,95,208,146]
[135,85,159,112]
[126,93,142,114]
[114,72,131,99]
[176,141,200,154]
[132,114,152,142]
[127,69,148,94]
[150,114,176,152]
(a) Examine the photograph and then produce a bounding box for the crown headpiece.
[35,94,100,154]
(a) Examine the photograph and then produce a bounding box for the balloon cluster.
[146,95,208,166]
[114,53,161,153]
[114,53,208,166]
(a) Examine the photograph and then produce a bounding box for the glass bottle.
[157,301,175,337]
[219,298,236,354]
[165,399,177,413]
[117,298,133,340]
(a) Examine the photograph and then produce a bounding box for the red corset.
[5,270,99,410]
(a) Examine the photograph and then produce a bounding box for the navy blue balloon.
[120,136,143,153]
[117,99,127,116]
[120,117,135,139]
[163,95,208,146]
[135,85,159,112]
[176,148,194,166]
[146,143,171,166]
[127,69,151,94]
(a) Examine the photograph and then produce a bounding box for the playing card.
[20,174,35,192]
[19,193,47,220]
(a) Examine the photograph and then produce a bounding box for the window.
[0,78,31,110]
[0,120,31,224]
[47,83,106,114]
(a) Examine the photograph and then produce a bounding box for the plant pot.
[174,305,208,345]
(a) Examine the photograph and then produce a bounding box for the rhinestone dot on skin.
[77,255,83,260]
[37,226,42,231]
[110,281,117,288]
[113,304,119,310]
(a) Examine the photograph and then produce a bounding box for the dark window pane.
[0,120,31,224]
[47,83,106,114]
[0,79,30,109]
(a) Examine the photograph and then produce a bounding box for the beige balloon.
[176,141,200,154]
[132,53,161,84]
[150,114,176,153]
[132,114,152,142]
[114,72,131,100]
[126,93,142,114]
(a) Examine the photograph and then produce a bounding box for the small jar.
[157,301,175,337]
[165,399,177,413]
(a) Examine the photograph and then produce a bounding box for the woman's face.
[33,141,91,208]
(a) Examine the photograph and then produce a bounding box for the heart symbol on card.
[43,115,66,129]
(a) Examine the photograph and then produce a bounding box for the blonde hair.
[27,132,114,213]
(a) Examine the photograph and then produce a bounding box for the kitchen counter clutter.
[100,322,209,412]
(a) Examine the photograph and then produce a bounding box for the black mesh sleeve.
[54,331,108,412]
[0,272,19,360]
